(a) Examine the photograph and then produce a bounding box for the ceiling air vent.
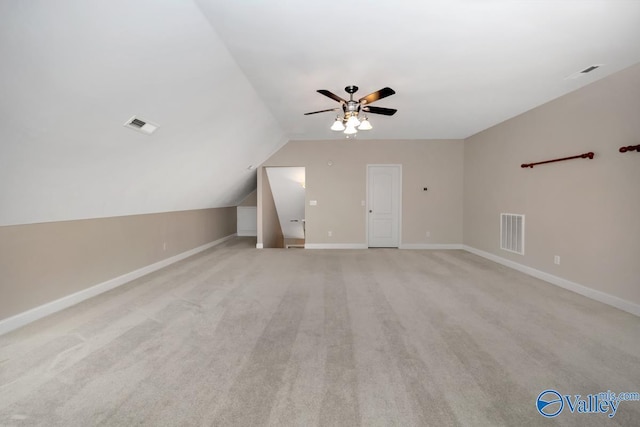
[124,116,159,135]
[580,65,600,74]
[130,118,146,128]
[565,64,603,80]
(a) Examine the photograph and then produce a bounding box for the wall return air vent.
[500,213,525,255]
[123,116,159,135]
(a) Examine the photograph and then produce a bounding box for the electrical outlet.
[425,231,431,238]
[328,231,332,237]
[554,255,560,265]
[163,242,167,251]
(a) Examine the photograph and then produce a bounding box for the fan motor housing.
[345,101,359,112]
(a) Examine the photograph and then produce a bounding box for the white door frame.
[366,164,402,248]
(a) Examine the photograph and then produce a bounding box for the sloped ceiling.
[0,0,285,226]
[2,1,640,226]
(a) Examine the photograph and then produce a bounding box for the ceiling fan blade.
[363,106,397,116]
[317,90,347,104]
[303,107,340,115]
[359,87,396,105]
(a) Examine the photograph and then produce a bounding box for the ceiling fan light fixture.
[330,117,345,131]
[358,117,372,130]
[304,85,396,138]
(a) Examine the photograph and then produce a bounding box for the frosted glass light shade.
[358,117,372,130]
[330,118,345,131]
[346,115,361,127]
[344,125,357,135]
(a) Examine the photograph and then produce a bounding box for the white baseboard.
[400,243,464,250]
[0,233,237,336]
[462,245,640,317]
[237,231,257,237]
[305,243,368,249]
[256,243,264,249]
[304,243,464,250]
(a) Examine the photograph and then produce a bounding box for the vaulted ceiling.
[2,1,639,226]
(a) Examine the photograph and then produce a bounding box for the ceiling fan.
[304,85,397,135]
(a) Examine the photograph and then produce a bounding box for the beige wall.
[464,63,640,306]
[263,139,464,245]
[257,168,284,248]
[0,207,236,320]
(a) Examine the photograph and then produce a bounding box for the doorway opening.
[263,167,306,248]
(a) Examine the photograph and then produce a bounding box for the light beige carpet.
[1,237,639,426]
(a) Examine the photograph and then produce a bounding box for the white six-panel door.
[367,165,401,247]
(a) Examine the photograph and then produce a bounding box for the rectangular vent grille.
[580,65,600,74]
[123,115,158,135]
[500,213,525,255]
[130,118,146,128]
[565,64,603,80]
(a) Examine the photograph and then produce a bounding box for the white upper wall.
[0,0,285,226]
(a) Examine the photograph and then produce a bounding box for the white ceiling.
[2,0,639,226]
[200,0,640,139]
